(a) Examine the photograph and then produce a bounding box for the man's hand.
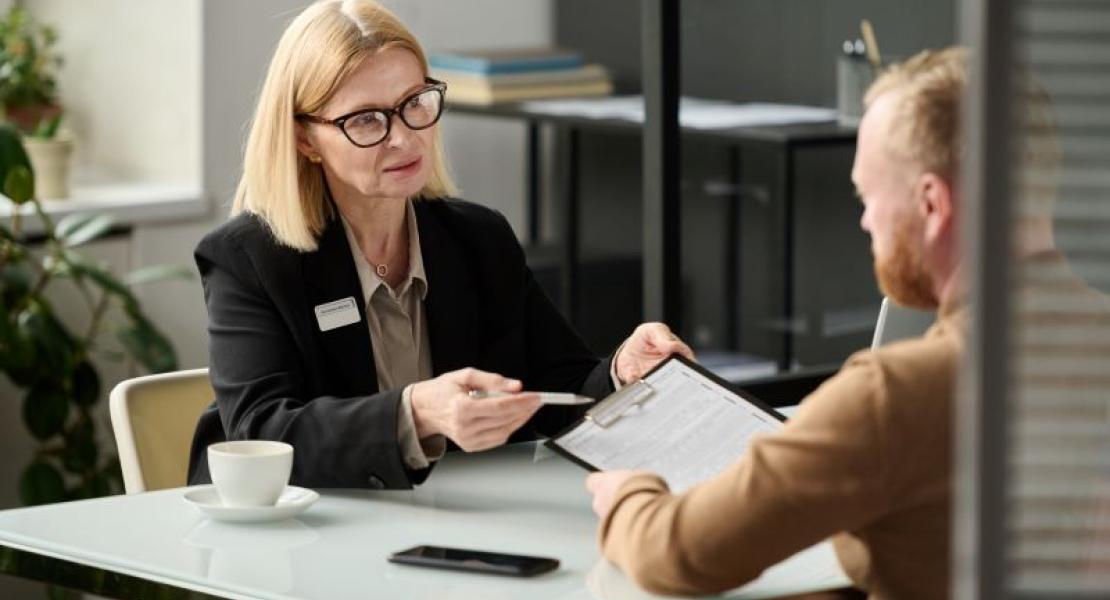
[614,323,695,385]
[585,470,653,520]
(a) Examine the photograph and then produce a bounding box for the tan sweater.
[599,302,967,600]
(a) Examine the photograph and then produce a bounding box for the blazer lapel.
[302,216,378,395]
[415,201,480,375]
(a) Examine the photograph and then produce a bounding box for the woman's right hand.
[409,368,542,452]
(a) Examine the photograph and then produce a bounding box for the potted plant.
[0,5,62,133]
[0,6,72,200]
[0,123,188,506]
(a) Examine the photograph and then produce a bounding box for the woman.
[188,0,690,490]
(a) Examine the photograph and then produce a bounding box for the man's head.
[852,48,968,310]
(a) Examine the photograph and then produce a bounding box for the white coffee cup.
[207,440,293,508]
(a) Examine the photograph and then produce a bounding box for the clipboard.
[545,355,787,484]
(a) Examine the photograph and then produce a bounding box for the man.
[585,47,1057,600]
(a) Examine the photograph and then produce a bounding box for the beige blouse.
[341,200,444,470]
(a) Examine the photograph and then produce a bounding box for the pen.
[860,19,882,68]
[467,390,595,406]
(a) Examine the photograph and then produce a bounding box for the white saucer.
[183,485,319,523]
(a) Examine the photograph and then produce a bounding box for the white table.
[0,443,848,599]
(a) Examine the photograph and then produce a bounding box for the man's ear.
[917,172,954,243]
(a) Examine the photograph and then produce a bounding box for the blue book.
[429,48,583,75]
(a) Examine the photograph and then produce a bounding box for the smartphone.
[388,545,559,577]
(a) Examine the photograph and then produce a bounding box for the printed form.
[555,358,782,493]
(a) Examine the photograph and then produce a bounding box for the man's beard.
[874,217,938,310]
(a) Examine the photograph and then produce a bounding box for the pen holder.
[836,55,878,126]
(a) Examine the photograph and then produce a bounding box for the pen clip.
[585,380,656,429]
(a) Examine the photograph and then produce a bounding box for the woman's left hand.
[614,322,695,385]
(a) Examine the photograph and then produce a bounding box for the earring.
[308,154,322,164]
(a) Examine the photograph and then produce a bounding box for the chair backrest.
[109,368,213,494]
[871,297,936,350]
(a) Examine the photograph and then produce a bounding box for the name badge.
[314,297,361,332]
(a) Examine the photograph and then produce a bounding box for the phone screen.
[388,545,559,577]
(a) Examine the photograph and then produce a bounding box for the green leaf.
[66,252,136,305]
[0,259,33,298]
[17,302,73,376]
[22,383,69,440]
[2,163,32,204]
[71,360,99,406]
[0,238,25,261]
[0,123,32,203]
[62,213,115,248]
[41,252,73,277]
[0,296,35,379]
[62,422,97,473]
[19,461,65,505]
[0,293,38,381]
[123,264,193,286]
[0,323,36,384]
[118,317,177,373]
[30,112,61,139]
[53,212,98,241]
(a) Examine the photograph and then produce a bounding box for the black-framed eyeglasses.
[296,78,447,148]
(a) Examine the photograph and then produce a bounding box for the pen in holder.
[837,39,877,126]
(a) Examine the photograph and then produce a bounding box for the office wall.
[23,0,201,183]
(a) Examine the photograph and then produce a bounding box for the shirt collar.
[340,199,428,303]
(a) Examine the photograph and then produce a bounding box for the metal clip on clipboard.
[584,380,657,428]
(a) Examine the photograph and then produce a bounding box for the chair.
[109,368,213,494]
[870,297,935,350]
[738,298,935,408]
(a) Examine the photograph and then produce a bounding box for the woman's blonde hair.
[232,0,457,251]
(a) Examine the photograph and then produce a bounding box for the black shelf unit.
[448,100,856,369]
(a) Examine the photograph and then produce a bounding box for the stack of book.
[430,48,612,106]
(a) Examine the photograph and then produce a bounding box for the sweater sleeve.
[598,355,892,596]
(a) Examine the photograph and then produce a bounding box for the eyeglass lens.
[343,87,443,146]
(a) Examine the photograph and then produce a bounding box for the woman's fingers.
[436,369,548,452]
[469,392,541,417]
[454,368,522,393]
[452,391,541,451]
[469,411,534,449]
[644,323,695,359]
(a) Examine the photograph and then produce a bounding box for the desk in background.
[0,443,853,599]
[449,102,859,370]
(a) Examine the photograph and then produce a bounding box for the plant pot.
[22,135,73,200]
[3,103,62,134]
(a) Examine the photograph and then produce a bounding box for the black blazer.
[187,199,614,490]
